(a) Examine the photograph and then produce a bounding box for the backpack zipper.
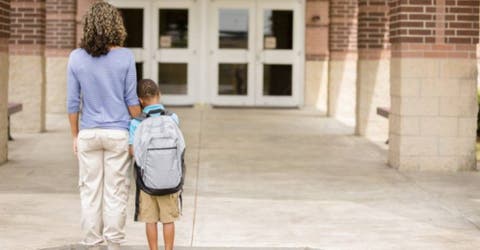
[148,147,177,151]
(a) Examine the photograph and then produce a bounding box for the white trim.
[110,0,305,107]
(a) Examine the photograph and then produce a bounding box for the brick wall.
[358,0,389,52]
[306,0,329,60]
[45,0,75,56]
[444,0,479,44]
[389,0,479,58]
[329,0,358,58]
[9,0,45,55]
[0,0,9,40]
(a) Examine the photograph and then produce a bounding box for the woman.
[66,3,141,250]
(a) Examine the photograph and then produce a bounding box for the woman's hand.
[73,137,78,156]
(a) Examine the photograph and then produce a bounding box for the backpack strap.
[134,107,172,122]
[146,108,166,117]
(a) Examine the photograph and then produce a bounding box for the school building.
[0,0,479,171]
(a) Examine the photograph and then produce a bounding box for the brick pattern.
[389,0,437,44]
[0,0,9,39]
[306,0,329,60]
[444,0,479,44]
[358,0,390,59]
[389,0,479,58]
[45,0,75,56]
[329,0,358,58]
[9,0,45,55]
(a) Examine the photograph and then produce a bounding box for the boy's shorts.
[137,190,180,224]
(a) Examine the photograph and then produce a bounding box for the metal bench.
[376,107,390,119]
[376,107,390,144]
[8,102,23,141]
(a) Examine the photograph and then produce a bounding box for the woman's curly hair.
[80,2,127,57]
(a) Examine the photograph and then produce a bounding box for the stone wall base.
[46,56,68,113]
[0,50,8,164]
[8,55,46,133]
[389,58,478,171]
[328,59,357,126]
[304,60,328,113]
[356,58,390,141]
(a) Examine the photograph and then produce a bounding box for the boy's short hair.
[137,79,161,99]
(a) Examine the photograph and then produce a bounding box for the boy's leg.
[163,223,175,250]
[146,223,159,250]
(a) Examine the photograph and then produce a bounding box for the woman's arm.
[68,113,79,155]
[128,105,141,118]
[67,54,81,155]
[125,51,141,118]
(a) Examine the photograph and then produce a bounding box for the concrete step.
[40,246,320,250]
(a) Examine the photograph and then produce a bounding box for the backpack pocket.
[143,138,181,190]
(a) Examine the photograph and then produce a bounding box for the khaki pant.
[77,129,131,246]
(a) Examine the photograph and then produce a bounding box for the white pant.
[77,129,131,246]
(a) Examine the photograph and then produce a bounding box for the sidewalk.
[1,107,480,250]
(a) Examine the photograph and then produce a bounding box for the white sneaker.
[107,242,120,250]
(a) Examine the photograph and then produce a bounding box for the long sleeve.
[124,52,140,107]
[66,55,81,114]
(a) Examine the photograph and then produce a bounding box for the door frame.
[207,0,305,107]
[109,0,305,107]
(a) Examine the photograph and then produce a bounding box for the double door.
[210,0,303,107]
[112,0,198,105]
[111,0,303,107]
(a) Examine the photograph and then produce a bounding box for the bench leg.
[8,116,13,141]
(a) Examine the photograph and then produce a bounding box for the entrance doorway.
[110,0,304,107]
[209,0,303,107]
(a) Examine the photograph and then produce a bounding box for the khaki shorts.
[137,190,180,224]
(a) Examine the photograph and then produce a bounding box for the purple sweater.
[67,48,139,130]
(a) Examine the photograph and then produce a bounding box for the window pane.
[135,63,143,82]
[159,9,188,48]
[263,64,292,96]
[119,8,143,48]
[158,63,187,95]
[219,9,249,49]
[218,64,248,95]
[264,10,293,50]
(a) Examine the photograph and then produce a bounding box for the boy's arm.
[128,119,139,156]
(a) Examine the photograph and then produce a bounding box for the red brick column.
[45,0,76,113]
[0,0,10,163]
[328,0,358,125]
[356,0,390,141]
[305,0,329,112]
[389,0,479,171]
[8,0,46,132]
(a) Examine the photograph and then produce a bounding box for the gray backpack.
[133,109,185,196]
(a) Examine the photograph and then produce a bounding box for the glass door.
[255,0,302,107]
[152,0,198,105]
[115,0,151,82]
[209,0,256,106]
[209,0,302,107]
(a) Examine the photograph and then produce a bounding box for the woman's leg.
[77,129,105,247]
[101,129,131,247]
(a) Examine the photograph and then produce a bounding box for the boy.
[129,79,180,250]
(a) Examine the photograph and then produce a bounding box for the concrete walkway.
[1,107,480,250]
